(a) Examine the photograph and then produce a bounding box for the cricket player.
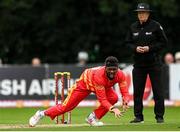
[29,56,130,127]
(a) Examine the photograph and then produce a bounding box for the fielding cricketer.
[29,56,130,127]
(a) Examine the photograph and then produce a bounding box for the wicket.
[54,72,71,124]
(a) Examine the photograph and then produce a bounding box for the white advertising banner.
[169,64,180,100]
[122,65,153,102]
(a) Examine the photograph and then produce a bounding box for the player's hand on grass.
[111,108,123,118]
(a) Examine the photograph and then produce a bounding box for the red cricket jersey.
[77,66,129,111]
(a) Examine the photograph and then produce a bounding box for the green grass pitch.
[0,106,180,131]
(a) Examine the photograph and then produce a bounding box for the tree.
[0,0,179,64]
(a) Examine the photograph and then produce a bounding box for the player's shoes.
[85,112,104,126]
[29,110,44,127]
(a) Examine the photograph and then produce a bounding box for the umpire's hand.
[136,46,145,53]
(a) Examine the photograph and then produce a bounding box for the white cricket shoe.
[85,112,104,126]
[29,110,43,127]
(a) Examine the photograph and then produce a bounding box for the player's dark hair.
[105,56,119,67]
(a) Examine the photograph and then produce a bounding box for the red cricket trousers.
[45,81,118,120]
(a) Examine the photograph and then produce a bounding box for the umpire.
[125,3,168,123]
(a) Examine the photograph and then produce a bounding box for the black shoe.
[130,118,144,123]
[156,118,164,123]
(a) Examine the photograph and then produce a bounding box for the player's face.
[105,66,118,80]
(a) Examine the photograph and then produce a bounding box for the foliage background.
[0,0,179,64]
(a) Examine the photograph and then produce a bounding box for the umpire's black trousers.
[132,65,165,120]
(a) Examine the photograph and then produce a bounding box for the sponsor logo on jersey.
[133,32,139,36]
[145,32,152,35]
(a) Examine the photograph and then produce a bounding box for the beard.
[107,73,114,80]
